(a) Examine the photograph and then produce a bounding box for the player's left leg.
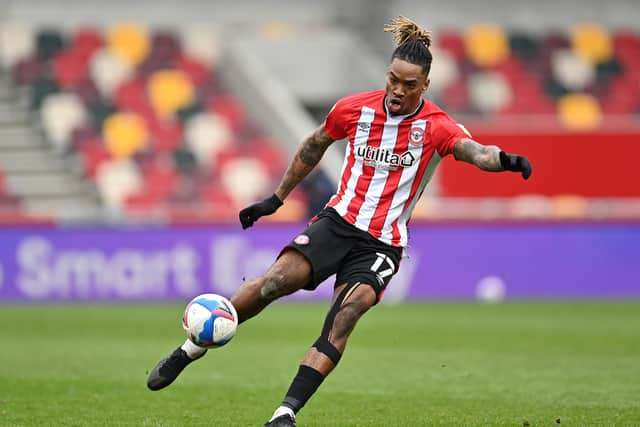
[264,281,378,427]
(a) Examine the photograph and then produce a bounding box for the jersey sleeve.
[431,117,472,157]
[323,98,349,140]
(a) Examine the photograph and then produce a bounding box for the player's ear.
[423,77,430,93]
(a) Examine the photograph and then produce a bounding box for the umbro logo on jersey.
[357,122,371,132]
[355,146,415,170]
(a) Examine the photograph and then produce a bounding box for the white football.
[182,293,238,348]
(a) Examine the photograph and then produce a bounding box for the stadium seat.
[103,112,148,159]
[0,21,35,69]
[90,48,134,99]
[107,23,150,66]
[147,116,184,153]
[180,25,222,66]
[219,156,272,205]
[436,30,466,61]
[95,159,142,211]
[206,94,248,132]
[11,56,43,86]
[551,49,596,91]
[41,92,88,150]
[571,23,614,64]
[77,137,111,178]
[557,93,602,130]
[71,27,103,61]
[147,69,195,118]
[464,24,510,68]
[113,77,150,115]
[52,50,89,89]
[468,71,512,114]
[423,47,458,98]
[176,54,210,86]
[184,112,233,166]
[36,29,65,60]
[137,31,181,77]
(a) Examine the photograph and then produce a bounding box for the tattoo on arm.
[275,126,334,200]
[453,138,503,172]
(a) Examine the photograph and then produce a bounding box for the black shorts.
[283,208,403,300]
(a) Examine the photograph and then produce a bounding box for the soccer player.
[147,16,532,426]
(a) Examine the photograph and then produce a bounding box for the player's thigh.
[336,239,403,302]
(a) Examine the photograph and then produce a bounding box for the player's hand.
[238,194,283,229]
[499,151,532,180]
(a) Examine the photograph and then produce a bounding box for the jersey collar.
[382,96,424,121]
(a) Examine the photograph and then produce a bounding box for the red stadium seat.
[176,54,210,86]
[78,137,111,178]
[72,27,103,60]
[436,30,466,61]
[53,50,89,89]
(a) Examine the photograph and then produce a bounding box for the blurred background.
[0,0,638,301]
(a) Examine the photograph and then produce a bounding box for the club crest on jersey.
[294,234,310,245]
[409,127,425,145]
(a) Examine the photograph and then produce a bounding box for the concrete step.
[5,173,94,197]
[0,149,68,173]
[23,196,105,222]
[0,127,43,149]
[0,106,30,125]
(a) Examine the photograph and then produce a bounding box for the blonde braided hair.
[384,15,432,48]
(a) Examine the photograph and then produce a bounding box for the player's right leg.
[146,249,312,391]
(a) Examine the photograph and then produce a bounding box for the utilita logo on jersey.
[355,145,416,170]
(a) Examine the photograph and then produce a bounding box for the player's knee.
[259,249,311,301]
[260,271,288,300]
[331,286,376,338]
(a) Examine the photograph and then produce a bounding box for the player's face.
[385,58,430,115]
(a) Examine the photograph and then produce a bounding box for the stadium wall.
[0,223,638,302]
[439,130,640,197]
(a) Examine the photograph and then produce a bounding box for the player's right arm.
[238,125,335,229]
[275,125,335,201]
[239,96,349,229]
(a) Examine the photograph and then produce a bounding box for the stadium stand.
[0,14,638,222]
[2,22,308,223]
[431,23,640,127]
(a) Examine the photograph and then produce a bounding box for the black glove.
[499,151,532,180]
[238,194,283,229]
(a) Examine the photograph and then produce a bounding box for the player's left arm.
[453,138,532,180]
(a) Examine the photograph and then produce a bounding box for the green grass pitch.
[1,302,639,426]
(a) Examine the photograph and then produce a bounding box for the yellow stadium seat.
[571,23,613,64]
[557,93,602,130]
[103,112,148,159]
[107,23,150,66]
[148,70,195,118]
[464,24,510,68]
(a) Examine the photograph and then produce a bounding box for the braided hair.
[384,16,433,75]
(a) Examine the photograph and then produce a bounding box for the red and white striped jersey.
[323,89,469,247]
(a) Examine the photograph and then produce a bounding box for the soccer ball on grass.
[182,293,238,348]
